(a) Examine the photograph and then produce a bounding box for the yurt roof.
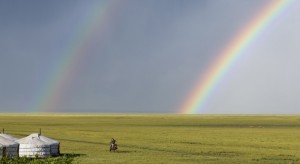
[35,133,59,144]
[0,136,19,146]
[16,133,49,146]
[0,133,18,141]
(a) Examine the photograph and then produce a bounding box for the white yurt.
[16,133,51,158]
[0,136,19,158]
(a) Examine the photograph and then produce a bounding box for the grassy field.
[0,114,299,163]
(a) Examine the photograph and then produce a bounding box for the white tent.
[0,136,19,158]
[0,133,18,141]
[16,133,51,158]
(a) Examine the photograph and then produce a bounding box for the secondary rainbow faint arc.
[31,1,119,112]
[179,0,293,114]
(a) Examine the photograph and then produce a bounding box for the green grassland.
[0,114,299,163]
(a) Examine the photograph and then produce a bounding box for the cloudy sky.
[0,0,300,114]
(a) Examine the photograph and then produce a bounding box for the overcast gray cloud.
[0,0,299,114]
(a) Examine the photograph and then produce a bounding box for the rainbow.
[31,1,121,112]
[179,0,293,114]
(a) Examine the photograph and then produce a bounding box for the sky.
[0,0,300,114]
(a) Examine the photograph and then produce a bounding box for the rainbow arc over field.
[31,1,120,112]
[179,0,293,114]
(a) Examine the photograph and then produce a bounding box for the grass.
[0,114,299,163]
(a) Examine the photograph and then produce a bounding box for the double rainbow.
[180,0,293,114]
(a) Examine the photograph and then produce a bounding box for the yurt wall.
[50,144,60,156]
